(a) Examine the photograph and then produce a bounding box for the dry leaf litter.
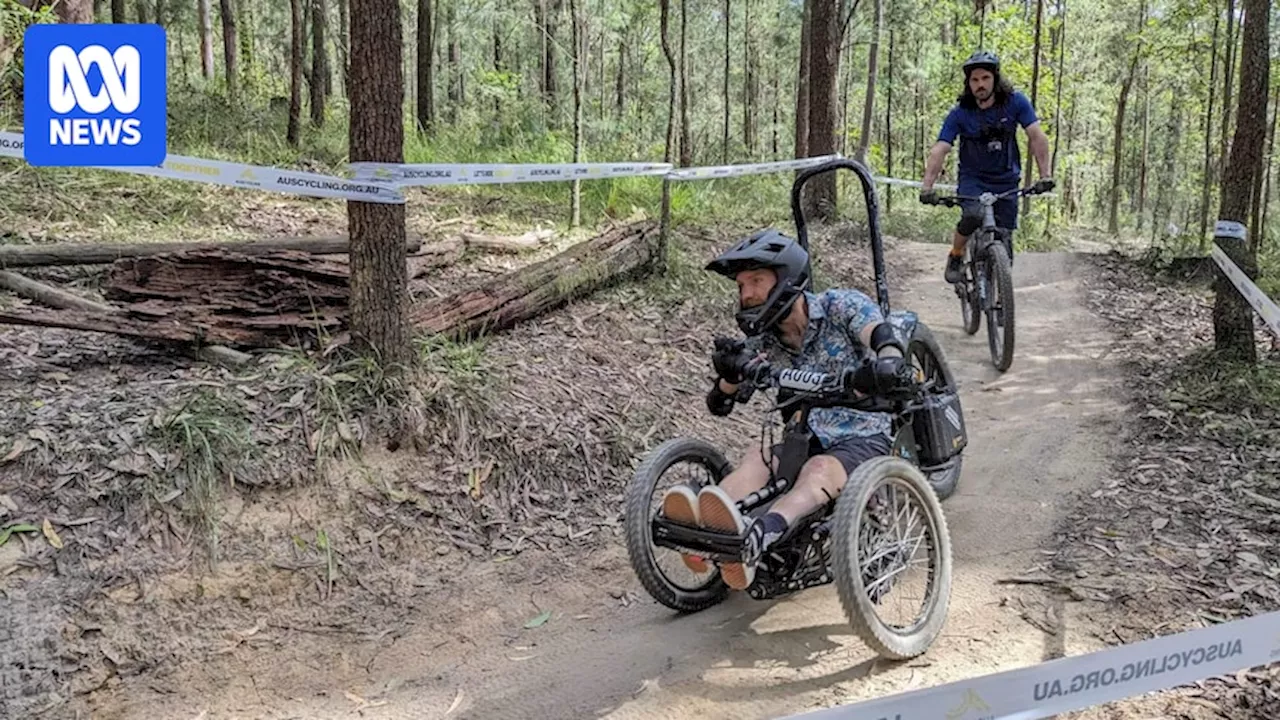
[1042,252,1280,719]
[0,219,916,715]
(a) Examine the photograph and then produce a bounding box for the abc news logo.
[23,24,166,167]
[48,44,143,147]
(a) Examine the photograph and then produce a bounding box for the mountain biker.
[919,49,1054,284]
[657,229,911,591]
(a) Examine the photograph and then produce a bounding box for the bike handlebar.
[722,348,917,413]
[924,184,1051,208]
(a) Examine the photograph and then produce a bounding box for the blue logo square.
[23,23,167,167]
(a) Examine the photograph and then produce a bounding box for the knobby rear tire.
[831,456,953,660]
[624,437,732,613]
[907,322,963,501]
[985,241,1016,372]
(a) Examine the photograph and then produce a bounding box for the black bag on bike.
[911,390,968,466]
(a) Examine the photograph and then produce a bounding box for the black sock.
[761,512,788,537]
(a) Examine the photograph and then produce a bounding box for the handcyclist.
[657,229,912,591]
[919,49,1055,284]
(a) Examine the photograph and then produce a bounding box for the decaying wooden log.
[0,221,660,350]
[410,221,659,339]
[0,233,423,268]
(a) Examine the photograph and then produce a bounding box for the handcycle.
[922,184,1050,372]
[623,158,968,660]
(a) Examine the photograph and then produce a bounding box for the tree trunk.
[855,0,882,165]
[1200,10,1221,247]
[339,0,350,94]
[570,0,583,227]
[54,0,93,22]
[288,0,304,147]
[679,0,692,166]
[794,0,812,164]
[409,223,659,340]
[1212,0,1268,363]
[310,0,329,126]
[804,0,839,221]
[111,0,124,22]
[660,0,677,271]
[348,0,411,368]
[237,0,254,94]
[884,26,893,215]
[772,52,780,159]
[1049,0,1066,227]
[1137,65,1149,230]
[416,0,434,132]
[1022,0,1044,216]
[1108,50,1140,234]
[198,0,215,79]
[543,0,559,115]
[218,0,239,101]
[742,0,752,157]
[722,0,731,163]
[1261,85,1279,251]
[135,0,147,22]
[1219,0,1238,184]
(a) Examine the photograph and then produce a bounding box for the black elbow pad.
[870,323,905,355]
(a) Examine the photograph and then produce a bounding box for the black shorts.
[808,433,892,475]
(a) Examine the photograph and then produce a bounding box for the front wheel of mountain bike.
[984,240,1016,372]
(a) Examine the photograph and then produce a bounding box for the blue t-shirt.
[938,90,1038,191]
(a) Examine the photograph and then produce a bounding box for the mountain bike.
[623,159,966,660]
[923,185,1050,372]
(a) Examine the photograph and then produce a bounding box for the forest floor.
[1,173,1279,720]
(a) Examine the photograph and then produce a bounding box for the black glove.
[849,357,915,397]
[1032,177,1055,194]
[919,188,939,205]
[706,382,735,417]
[712,336,749,384]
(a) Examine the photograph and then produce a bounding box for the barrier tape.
[780,610,1280,720]
[349,160,674,186]
[665,154,843,180]
[0,130,406,204]
[1211,221,1280,340]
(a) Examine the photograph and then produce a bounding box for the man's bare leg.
[695,445,774,588]
[769,455,848,525]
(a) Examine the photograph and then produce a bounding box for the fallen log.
[410,221,659,339]
[461,228,555,254]
[0,221,660,350]
[0,233,423,268]
[0,270,116,314]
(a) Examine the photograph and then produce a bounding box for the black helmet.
[705,229,811,336]
[963,50,1000,75]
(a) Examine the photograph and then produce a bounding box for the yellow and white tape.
[349,160,674,186]
[0,130,405,204]
[665,154,844,181]
[1212,221,1280,340]
[780,610,1280,720]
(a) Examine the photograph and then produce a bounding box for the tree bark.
[409,223,659,340]
[111,0,124,22]
[348,0,411,367]
[416,0,434,132]
[218,0,239,101]
[288,0,304,147]
[1212,0,1268,363]
[198,0,215,79]
[311,0,329,127]
[570,0,583,227]
[338,0,350,94]
[1108,50,1140,234]
[1200,10,1222,247]
[855,0,882,165]
[679,0,692,166]
[54,0,94,22]
[805,0,840,220]
[794,0,812,165]
[722,0,731,163]
[1022,0,1044,216]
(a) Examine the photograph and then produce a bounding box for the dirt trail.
[85,240,1131,720]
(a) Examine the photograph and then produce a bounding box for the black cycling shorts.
[807,433,893,476]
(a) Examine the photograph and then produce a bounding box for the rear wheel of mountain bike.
[958,240,981,336]
[907,322,963,501]
[831,456,952,660]
[984,241,1016,372]
[624,437,732,613]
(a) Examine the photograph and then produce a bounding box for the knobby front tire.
[985,241,1016,372]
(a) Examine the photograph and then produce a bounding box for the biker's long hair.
[957,71,1014,110]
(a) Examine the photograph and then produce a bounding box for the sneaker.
[697,485,751,589]
[741,513,788,581]
[944,253,965,284]
[660,485,709,573]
